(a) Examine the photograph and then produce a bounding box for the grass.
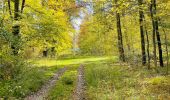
[84,62,170,100]
[33,56,117,67]
[0,62,63,98]
[0,66,49,98]
[47,65,78,100]
[0,56,115,98]
[1,56,169,99]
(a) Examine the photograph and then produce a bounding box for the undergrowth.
[85,63,170,100]
[0,60,62,99]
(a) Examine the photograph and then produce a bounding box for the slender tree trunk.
[143,15,150,69]
[7,0,12,17]
[138,0,146,65]
[150,0,164,67]
[21,0,25,13]
[11,0,20,55]
[122,20,131,63]
[122,21,131,55]
[150,0,157,67]
[155,20,164,67]
[115,0,125,62]
[160,21,169,74]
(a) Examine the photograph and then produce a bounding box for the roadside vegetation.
[85,62,170,99]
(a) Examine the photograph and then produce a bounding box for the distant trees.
[78,0,168,68]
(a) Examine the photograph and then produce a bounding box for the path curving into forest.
[73,64,86,100]
[24,67,67,100]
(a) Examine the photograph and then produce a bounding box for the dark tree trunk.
[138,0,146,65]
[7,0,12,17]
[14,0,20,22]
[11,0,20,55]
[150,0,164,67]
[43,50,48,57]
[155,20,164,67]
[21,0,25,13]
[143,15,150,69]
[115,0,125,62]
[150,0,157,67]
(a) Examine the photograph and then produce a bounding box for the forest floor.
[0,56,170,100]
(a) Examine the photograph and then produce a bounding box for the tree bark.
[150,0,164,67]
[11,0,20,55]
[7,0,12,17]
[155,20,164,67]
[150,0,157,67]
[115,0,125,62]
[143,15,150,69]
[160,21,169,74]
[21,0,25,13]
[138,0,146,65]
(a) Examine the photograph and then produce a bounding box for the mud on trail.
[25,67,67,100]
[73,65,86,100]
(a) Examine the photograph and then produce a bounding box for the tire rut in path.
[73,64,85,100]
[25,67,67,100]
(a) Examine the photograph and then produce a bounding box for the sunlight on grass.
[34,56,117,67]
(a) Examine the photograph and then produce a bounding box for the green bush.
[0,58,48,98]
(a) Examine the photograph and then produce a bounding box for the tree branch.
[7,0,12,17]
[21,0,25,13]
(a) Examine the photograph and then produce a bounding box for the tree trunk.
[150,0,157,67]
[115,0,125,62]
[155,20,164,67]
[143,15,150,69]
[43,50,48,57]
[21,0,25,13]
[11,0,20,55]
[150,0,164,67]
[7,0,12,17]
[160,21,169,74]
[138,0,146,65]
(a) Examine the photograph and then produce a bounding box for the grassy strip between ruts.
[84,62,170,100]
[46,65,78,100]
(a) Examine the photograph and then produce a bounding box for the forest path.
[24,67,67,100]
[73,64,86,100]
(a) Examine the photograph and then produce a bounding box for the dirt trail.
[73,65,86,100]
[25,67,67,100]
